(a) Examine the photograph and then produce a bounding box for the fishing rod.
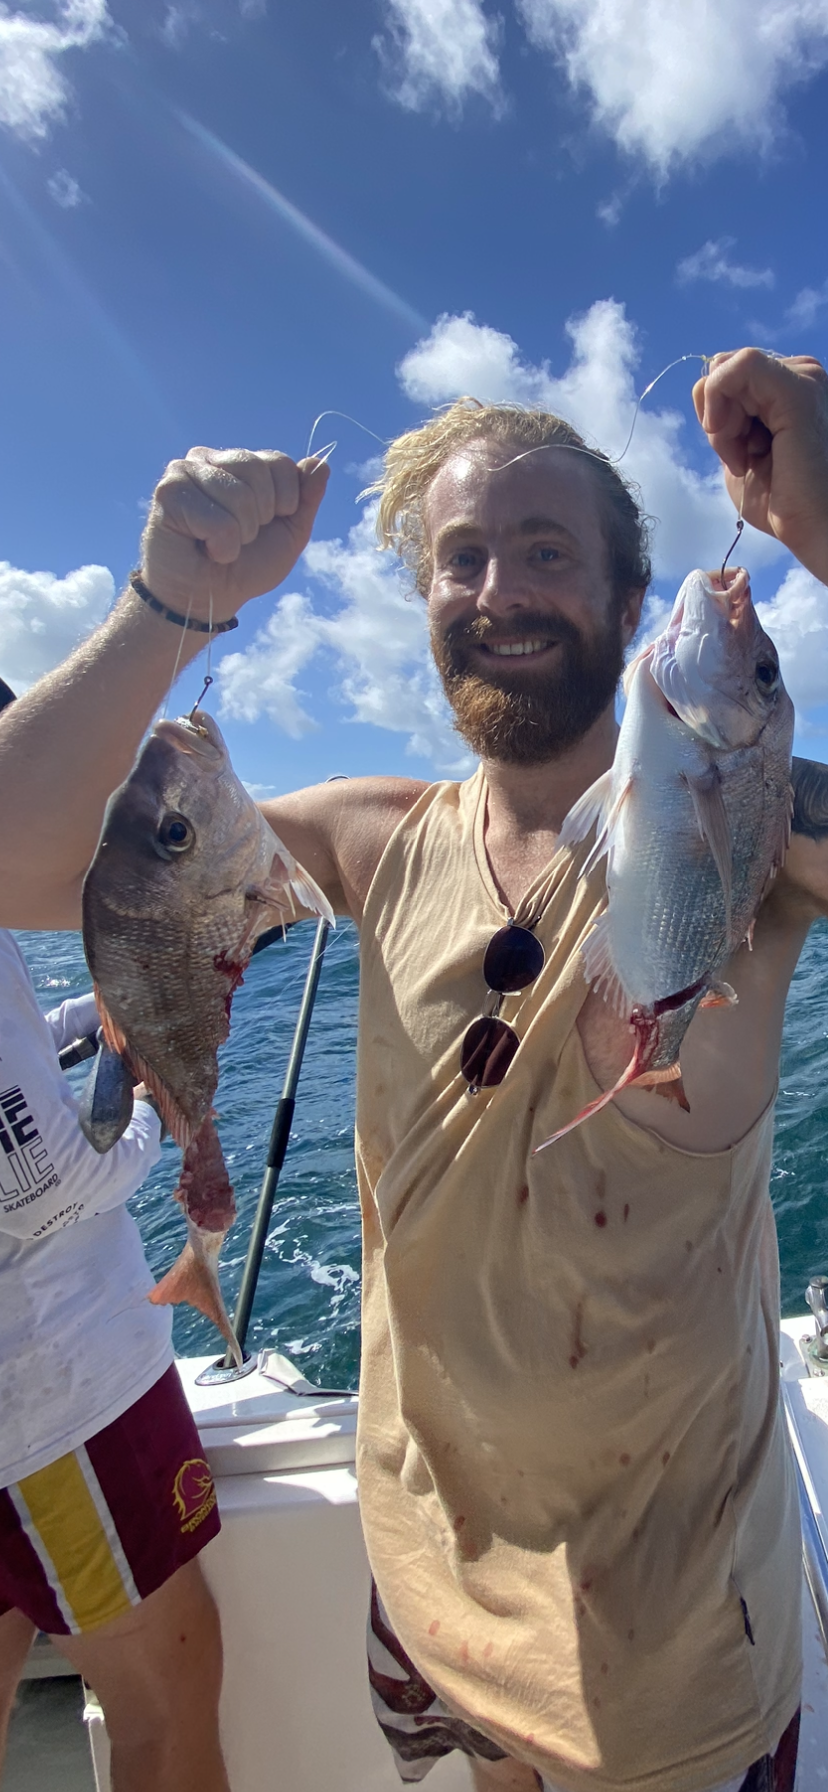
[219,912,332,1373]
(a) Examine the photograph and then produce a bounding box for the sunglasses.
[461,918,545,1094]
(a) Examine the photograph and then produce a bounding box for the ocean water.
[16,916,828,1388]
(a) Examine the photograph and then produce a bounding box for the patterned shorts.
[0,1365,220,1635]
[368,1583,801,1792]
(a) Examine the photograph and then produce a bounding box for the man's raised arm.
[0,449,330,931]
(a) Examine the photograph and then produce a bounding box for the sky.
[2,0,828,795]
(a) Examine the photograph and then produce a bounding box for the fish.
[82,708,335,1362]
[535,567,794,1152]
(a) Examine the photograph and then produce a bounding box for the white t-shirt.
[0,930,174,1487]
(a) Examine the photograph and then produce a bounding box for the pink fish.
[83,709,334,1361]
[536,568,793,1152]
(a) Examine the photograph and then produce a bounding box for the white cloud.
[677,238,775,291]
[515,0,828,176]
[0,561,114,690]
[374,0,502,114]
[398,302,787,582]
[217,508,471,772]
[786,281,828,329]
[217,590,322,737]
[47,167,87,207]
[0,0,110,142]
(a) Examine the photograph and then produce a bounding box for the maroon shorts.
[368,1583,801,1791]
[0,1365,220,1636]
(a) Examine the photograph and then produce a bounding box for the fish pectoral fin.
[682,767,733,939]
[148,1231,242,1369]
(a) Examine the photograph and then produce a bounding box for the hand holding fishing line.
[140,446,331,622]
[693,349,828,584]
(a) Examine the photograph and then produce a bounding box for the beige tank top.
[355,770,800,1792]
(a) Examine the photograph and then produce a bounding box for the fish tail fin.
[149,1229,242,1369]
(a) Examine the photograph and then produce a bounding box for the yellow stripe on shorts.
[18,1450,134,1633]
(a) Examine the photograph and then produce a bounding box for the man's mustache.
[443,610,583,652]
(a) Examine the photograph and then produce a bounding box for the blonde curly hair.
[365,398,652,603]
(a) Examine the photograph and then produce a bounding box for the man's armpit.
[792,756,828,841]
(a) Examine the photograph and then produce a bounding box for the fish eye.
[157,813,194,853]
[755,660,779,691]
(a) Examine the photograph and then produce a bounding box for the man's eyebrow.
[517,516,578,542]
[433,516,579,550]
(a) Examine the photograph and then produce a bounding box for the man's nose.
[477,555,533,618]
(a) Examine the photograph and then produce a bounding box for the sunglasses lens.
[483,925,545,994]
[461,1016,520,1088]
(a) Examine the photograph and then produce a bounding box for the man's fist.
[693,350,828,584]
[139,447,330,621]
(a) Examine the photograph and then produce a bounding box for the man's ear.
[620,587,646,647]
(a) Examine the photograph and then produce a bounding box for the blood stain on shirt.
[428,1619,440,1635]
[517,1184,529,1206]
[594,1210,607,1227]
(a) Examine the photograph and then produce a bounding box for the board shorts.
[368,1583,801,1792]
[0,1364,220,1636]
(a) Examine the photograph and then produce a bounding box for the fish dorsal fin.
[560,769,634,879]
[682,766,733,942]
[580,910,632,1019]
[559,769,613,849]
[263,844,336,928]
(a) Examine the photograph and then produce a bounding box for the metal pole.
[223,915,331,1367]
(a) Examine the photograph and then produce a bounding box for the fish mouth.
[154,711,225,760]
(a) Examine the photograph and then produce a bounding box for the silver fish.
[82,708,334,1361]
[537,567,794,1150]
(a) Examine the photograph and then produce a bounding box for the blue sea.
[16,918,828,1389]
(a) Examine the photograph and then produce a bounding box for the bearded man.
[3,349,828,1792]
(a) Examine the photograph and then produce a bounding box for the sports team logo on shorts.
[172,1458,217,1534]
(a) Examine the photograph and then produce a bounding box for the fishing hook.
[189,673,214,720]
[720,517,745,582]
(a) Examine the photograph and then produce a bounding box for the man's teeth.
[486,639,549,657]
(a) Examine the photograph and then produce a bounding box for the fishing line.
[306,410,389,460]
[162,582,196,719]
[491,354,711,477]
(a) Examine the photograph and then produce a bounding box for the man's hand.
[140,448,330,620]
[693,350,828,584]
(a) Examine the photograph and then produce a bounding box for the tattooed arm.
[779,757,828,916]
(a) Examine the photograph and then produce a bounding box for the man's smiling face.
[424,439,641,765]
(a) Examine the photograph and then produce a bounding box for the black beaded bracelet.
[129,572,239,634]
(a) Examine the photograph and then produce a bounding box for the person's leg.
[0,1607,37,1769]
[52,1556,228,1792]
